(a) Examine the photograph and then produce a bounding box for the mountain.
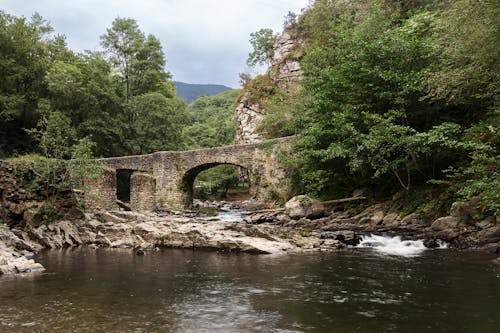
[174,81,233,103]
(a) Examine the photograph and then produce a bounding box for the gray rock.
[476,226,500,245]
[430,216,461,231]
[450,197,481,223]
[285,195,326,220]
[382,212,400,227]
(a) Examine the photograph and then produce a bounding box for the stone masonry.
[85,137,293,212]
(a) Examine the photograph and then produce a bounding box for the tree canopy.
[252,0,499,212]
[0,13,185,158]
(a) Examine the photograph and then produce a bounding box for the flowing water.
[1,239,499,333]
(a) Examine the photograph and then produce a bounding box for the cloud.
[1,0,309,87]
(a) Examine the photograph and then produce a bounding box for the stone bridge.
[85,137,292,211]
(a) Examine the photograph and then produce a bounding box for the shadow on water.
[0,247,499,332]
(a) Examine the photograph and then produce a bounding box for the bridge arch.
[180,162,251,206]
[86,138,293,211]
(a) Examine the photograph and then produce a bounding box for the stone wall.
[130,172,156,211]
[86,138,294,212]
[84,168,117,212]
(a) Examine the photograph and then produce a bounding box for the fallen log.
[322,196,366,205]
[251,208,285,214]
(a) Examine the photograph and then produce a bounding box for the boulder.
[481,243,500,254]
[360,210,385,225]
[400,213,425,226]
[430,216,461,231]
[284,195,326,220]
[333,230,360,246]
[476,226,500,245]
[449,197,481,223]
[382,213,400,227]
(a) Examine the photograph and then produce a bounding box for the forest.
[0,13,189,159]
[246,0,499,213]
[0,0,498,213]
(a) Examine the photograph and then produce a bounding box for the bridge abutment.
[85,138,294,212]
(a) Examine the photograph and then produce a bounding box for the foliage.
[0,11,62,157]
[247,28,275,68]
[194,165,241,200]
[184,90,239,149]
[0,11,185,158]
[427,0,500,104]
[25,111,76,159]
[444,112,500,213]
[251,0,500,210]
[128,92,186,154]
[100,17,174,101]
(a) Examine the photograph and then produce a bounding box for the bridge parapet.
[85,137,294,211]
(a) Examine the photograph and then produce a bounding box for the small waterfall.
[357,234,446,257]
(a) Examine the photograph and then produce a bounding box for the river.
[1,241,499,332]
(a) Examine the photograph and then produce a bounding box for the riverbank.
[1,196,499,275]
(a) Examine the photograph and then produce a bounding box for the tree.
[128,92,186,154]
[183,90,238,149]
[246,28,275,67]
[0,11,61,156]
[427,0,500,105]
[100,18,143,101]
[100,17,174,101]
[291,3,455,197]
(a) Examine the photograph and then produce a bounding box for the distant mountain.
[174,81,233,103]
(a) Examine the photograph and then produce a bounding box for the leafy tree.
[100,17,174,101]
[128,92,186,154]
[289,2,457,197]
[184,90,238,149]
[0,11,61,156]
[247,28,275,67]
[427,0,499,106]
[26,111,76,159]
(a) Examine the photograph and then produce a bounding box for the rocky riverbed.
[0,208,347,275]
[1,196,499,276]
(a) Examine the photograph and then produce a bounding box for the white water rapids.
[357,234,447,257]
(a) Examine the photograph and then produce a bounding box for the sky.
[0,0,310,88]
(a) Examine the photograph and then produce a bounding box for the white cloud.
[0,0,309,87]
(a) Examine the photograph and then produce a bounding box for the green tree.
[427,0,499,105]
[246,28,275,67]
[184,90,238,149]
[26,111,76,159]
[291,3,455,197]
[128,92,186,154]
[0,11,62,156]
[100,17,174,102]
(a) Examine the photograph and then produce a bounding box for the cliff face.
[234,30,303,144]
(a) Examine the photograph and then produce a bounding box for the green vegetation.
[247,28,275,67]
[251,0,499,213]
[184,89,239,149]
[183,90,247,199]
[0,13,186,158]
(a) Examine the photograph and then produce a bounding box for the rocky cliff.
[234,29,303,144]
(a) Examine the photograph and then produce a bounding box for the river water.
[1,242,499,333]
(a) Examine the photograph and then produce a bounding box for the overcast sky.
[1,0,310,87]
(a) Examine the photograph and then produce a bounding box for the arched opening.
[116,169,134,203]
[181,163,251,206]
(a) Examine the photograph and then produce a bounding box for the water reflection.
[0,248,499,332]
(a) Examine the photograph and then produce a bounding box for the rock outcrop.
[235,29,303,144]
[0,161,81,228]
[0,226,45,275]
